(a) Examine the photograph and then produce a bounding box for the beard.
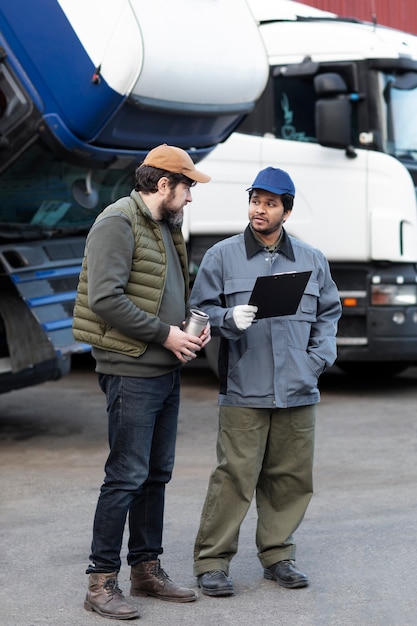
[159,200,184,227]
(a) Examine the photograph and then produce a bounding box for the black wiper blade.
[0,223,47,239]
[42,225,90,237]
[0,222,89,241]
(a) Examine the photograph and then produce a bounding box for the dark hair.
[248,189,294,213]
[281,193,294,213]
[134,164,196,193]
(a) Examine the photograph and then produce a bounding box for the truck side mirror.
[314,73,352,150]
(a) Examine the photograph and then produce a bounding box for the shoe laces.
[152,560,172,582]
[206,570,225,578]
[103,577,123,597]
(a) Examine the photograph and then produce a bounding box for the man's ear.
[157,176,170,194]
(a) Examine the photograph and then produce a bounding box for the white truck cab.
[187,1,417,376]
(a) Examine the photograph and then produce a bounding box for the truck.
[0,0,269,393]
[187,0,417,377]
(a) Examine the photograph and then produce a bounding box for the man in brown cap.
[73,145,211,619]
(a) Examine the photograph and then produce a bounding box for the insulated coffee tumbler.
[182,308,209,360]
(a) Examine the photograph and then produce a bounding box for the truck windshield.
[0,140,134,239]
[384,71,417,159]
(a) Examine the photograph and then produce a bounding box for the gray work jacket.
[190,226,342,408]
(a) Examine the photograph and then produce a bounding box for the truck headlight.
[371,284,417,305]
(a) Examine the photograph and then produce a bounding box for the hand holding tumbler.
[183,308,209,360]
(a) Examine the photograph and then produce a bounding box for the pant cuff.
[193,558,230,577]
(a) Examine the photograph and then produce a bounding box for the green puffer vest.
[72,191,189,357]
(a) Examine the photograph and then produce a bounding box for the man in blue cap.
[190,167,341,596]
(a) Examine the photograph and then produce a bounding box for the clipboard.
[248,271,312,319]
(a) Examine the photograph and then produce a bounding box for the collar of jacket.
[244,225,295,261]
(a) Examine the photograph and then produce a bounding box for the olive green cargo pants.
[193,404,315,576]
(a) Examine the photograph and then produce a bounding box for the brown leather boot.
[130,560,196,603]
[84,572,140,619]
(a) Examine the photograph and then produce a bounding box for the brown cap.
[141,144,211,183]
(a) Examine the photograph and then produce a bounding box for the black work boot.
[197,570,234,596]
[264,560,309,588]
[130,559,196,603]
[84,572,140,619]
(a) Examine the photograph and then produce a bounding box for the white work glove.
[232,304,258,331]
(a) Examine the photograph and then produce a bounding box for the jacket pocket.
[224,277,256,306]
[227,344,275,399]
[287,348,320,397]
[286,279,320,350]
[293,279,320,320]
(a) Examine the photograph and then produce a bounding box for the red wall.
[300,1,417,35]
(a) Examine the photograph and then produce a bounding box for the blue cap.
[247,167,295,197]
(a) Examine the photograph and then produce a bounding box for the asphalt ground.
[1,357,417,625]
